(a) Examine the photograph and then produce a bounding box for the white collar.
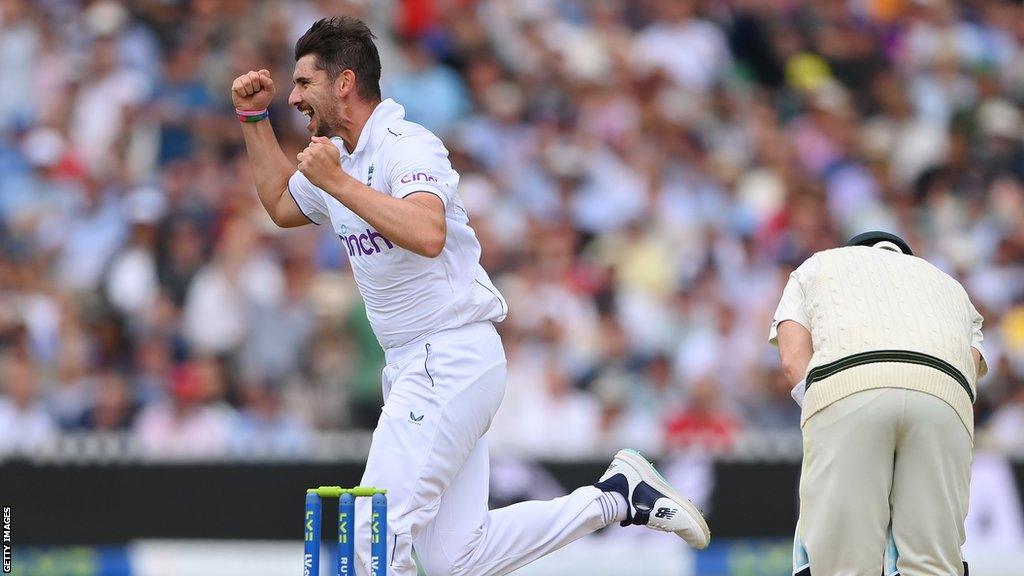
[335,98,405,158]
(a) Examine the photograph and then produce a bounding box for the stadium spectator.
[71,369,138,431]
[134,360,235,459]
[0,353,57,456]
[232,381,314,457]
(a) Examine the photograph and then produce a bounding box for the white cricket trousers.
[353,321,613,576]
[795,388,971,576]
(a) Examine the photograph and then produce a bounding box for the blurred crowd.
[1,0,1023,460]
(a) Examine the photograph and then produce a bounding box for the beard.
[312,104,341,138]
[314,120,334,138]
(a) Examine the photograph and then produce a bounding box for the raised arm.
[295,136,446,257]
[231,69,310,228]
[327,185,446,258]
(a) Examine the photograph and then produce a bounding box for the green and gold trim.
[806,349,973,402]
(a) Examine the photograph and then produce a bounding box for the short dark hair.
[295,17,381,101]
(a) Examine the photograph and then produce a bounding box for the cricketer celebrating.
[231,17,709,576]
[771,231,986,576]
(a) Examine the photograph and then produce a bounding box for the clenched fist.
[297,136,350,191]
[231,69,275,110]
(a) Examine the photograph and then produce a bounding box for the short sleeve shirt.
[768,256,819,346]
[287,99,507,348]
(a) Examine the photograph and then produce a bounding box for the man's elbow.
[267,212,287,228]
[267,210,300,229]
[418,219,446,258]
[780,354,805,385]
[781,363,801,386]
[420,233,445,258]
[265,189,306,228]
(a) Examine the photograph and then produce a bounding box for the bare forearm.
[324,179,445,257]
[777,321,814,386]
[782,348,812,386]
[240,121,306,227]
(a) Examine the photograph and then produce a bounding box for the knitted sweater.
[771,246,986,435]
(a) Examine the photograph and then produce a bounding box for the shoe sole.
[616,448,711,549]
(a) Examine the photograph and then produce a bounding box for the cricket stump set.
[305,486,388,576]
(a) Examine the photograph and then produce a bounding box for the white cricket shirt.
[287,99,507,348]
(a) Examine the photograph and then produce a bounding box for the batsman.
[771,231,986,575]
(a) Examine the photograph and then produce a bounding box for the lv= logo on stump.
[304,486,388,576]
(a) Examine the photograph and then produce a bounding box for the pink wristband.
[236,108,269,123]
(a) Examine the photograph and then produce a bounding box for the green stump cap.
[306,486,388,497]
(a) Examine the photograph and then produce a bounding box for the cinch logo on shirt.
[342,228,395,257]
[399,172,438,184]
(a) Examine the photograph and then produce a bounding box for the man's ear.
[336,69,357,98]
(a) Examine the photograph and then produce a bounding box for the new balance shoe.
[594,448,711,549]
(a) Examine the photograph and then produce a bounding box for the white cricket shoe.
[595,448,711,550]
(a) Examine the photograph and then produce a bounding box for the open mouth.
[299,107,314,131]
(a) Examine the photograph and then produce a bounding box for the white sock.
[594,490,629,526]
